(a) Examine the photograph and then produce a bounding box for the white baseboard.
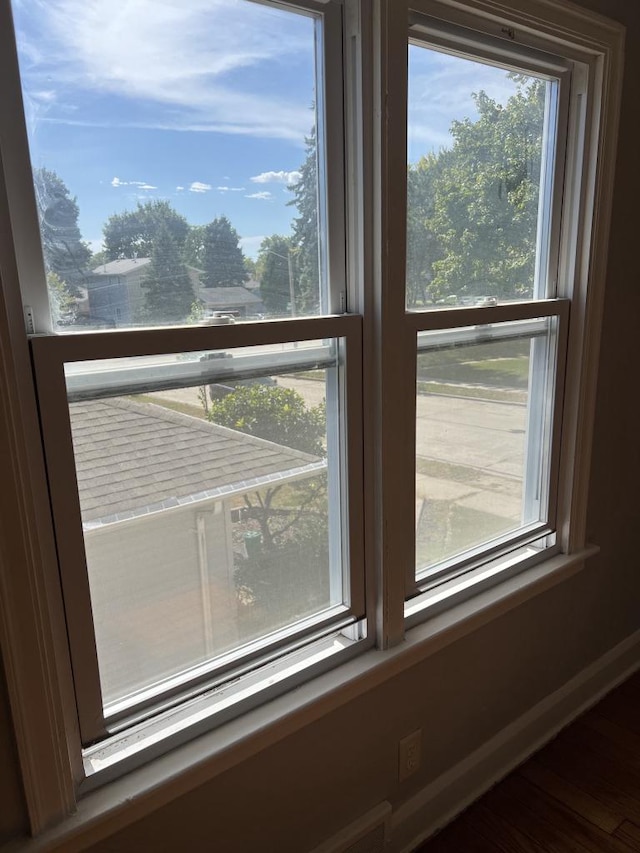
[390,628,640,853]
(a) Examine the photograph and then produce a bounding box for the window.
[0,0,623,836]
[403,20,572,611]
[6,0,365,783]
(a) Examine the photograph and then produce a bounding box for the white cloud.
[111,176,156,189]
[217,185,245,192]
[250,170,301,185]
[189,182,212,193]
[176,186,184,191]
[245,191,272,200]
[17,0,316,142]
[407,47,520,161]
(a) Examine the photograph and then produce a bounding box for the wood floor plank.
[614,820,640,850]
[484,774,637,853]
[583,709,640,761]
[565,718,640,775]
[518,757,624,834]
[415,674,640,852]
[590,687,640,737]
[418,808,507,852]
[534,730,640,825]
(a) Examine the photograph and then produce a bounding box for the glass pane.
[64,341,344,708]
[415,319,555,577]
[13,1,327,330]
[407,44,557,309]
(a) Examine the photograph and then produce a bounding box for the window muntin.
[406,39,563,309]
[12,0,333,331]
[415,315,561,582]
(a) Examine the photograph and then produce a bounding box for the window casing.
[0,0,624,835]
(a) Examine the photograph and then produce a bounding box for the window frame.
[401,17,576,598]
[0,0,625,839]
[31,316,365,751]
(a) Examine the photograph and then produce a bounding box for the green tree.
[428,79,546,300]
[207,384,328,620]
[406,152,445,307]
[208,385,325,456]
[103,200,189,261]
[140,224,195,323]
[33,169,91,295]
[199,216,247,288]
[288,128,321,314]
[46,272,76,325]
[257,235,295,316]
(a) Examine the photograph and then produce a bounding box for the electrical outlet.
[398,729,421,782]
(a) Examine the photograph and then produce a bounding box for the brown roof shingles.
[69,397,323,526]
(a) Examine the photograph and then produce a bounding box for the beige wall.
[85,503,236,704]
[1,0,639,848]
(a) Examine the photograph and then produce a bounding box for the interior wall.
[0,656,27,843]
[0,0,638,849]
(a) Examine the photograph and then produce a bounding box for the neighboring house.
[197,284,264,318]
[85,258,264,325]
[69,397,325,705]
[85,258,203,326]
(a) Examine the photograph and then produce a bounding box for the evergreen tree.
[199,216,247,288]
[103,200,189,261]
[141,225,195,323]
[33,169,91,295]
[288,129,321,314]
[257,235,295,316]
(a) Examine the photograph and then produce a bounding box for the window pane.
[13,0,327,330]
[415,319,556,578]
[63,342,345,709]
[407,44,556,309]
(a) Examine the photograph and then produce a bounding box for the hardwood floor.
[415,671,640,852]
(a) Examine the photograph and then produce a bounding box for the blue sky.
[12,0,522,258]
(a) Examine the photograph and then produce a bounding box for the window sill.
[3,545,597,853]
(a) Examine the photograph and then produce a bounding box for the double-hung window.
[401,14,575,620]
[0,0,623,837]
[4,0,365,784]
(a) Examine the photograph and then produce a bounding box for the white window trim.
[0,0,625,841]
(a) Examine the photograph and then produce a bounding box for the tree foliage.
[140,224,195,323]
[33,169,91,295]
[103,200,189,261]
[257,235,295,316]
[288,129,321,314]
[197,216,247,288]
[407,77,546,305]
[207,384,328,621]
[46,272,76,325]
[207,385,325,456]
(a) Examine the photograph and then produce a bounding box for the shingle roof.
[91,258,152,276]
[69,398,323,527]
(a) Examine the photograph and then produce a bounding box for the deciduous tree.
[103,200,189,261]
